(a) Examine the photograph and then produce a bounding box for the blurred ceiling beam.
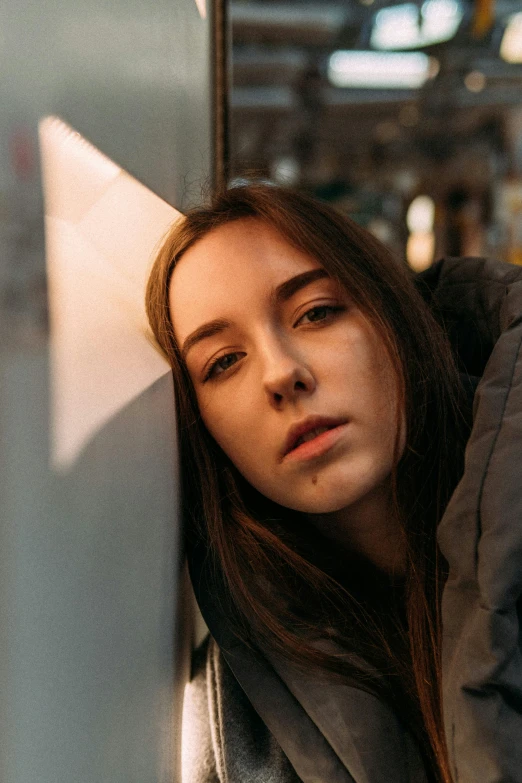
[455,85,522,105]
[231,2,357,46]
[323,87,421,106]
[233,48,309,86]
[495,0,522,19]
[232,85,421,112]
[231,85,298,111]
[470,58,522,78]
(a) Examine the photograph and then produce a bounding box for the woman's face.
[169,218,403,517]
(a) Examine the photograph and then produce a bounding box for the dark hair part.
[146,184,468,783]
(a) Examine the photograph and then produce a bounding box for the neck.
[307,482,407,577]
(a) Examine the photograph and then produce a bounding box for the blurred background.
[229,0,522,271]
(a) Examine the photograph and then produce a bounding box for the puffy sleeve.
[422,257,522,782]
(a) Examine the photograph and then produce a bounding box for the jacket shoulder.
[424,256,522,781]
[415,256,522,377]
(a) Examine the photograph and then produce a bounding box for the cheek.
[197,398,229,449]
[355,329,405,456]
[198,400,276,499]
[197,394,256,470]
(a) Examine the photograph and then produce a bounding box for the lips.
[282,415,348,458]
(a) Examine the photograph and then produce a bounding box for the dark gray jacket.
[183,257,522,783]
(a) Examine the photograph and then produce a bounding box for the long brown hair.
[146,184,468,782]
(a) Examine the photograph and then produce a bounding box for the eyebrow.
[180,267,330,362]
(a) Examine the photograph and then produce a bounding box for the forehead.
[169,218,321,343]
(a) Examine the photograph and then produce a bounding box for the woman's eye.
[204,352,242,381]
[296,305,344,326]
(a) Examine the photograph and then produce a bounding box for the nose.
[261,336,316,408]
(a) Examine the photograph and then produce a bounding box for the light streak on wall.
[39,116,177,470]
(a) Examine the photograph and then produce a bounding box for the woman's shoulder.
[415,255,522,332]
[415,256,522,378]
[416,255,522,293]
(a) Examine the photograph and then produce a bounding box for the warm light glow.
[464,70,486,92]
[328,51,431,89]
[500,13,522,64]
[371,0,462,50]
[407,231,435,271]
[193,0,206,20]
[180,679,200,783]
[39,116,177,470]
[407,195,435,233]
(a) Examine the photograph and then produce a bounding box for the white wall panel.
[0,1,212,781]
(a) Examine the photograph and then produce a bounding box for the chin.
[294,499,356,515]
[273,490,360,516]
[268,474,389,516]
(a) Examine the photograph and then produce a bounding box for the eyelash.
[202,304,345,382]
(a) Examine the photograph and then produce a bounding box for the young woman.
[146,184,522,783]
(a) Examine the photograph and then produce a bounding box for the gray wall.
[0,2,212,781]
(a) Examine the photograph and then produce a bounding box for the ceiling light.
[500,12,522,64]
[271,156,300,185]
[422,0,462,43]
[371,0,463,51]
[406,195,435,233]
[328,51,431,89]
